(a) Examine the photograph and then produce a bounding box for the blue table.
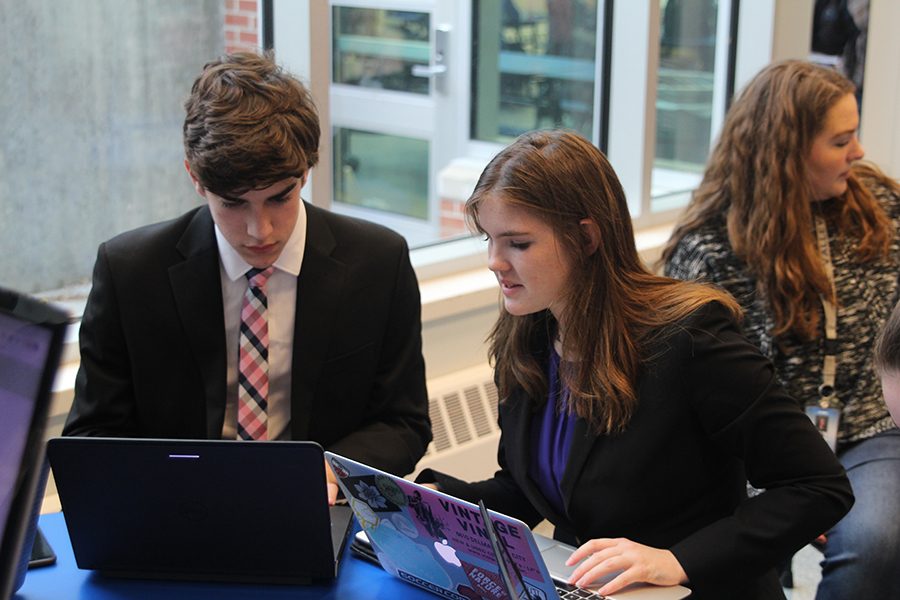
[16,512,434,599]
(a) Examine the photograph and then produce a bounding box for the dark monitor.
[0,286,69,599]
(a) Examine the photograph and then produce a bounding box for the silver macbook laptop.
[48,438,352,584]
[326,451,690,600]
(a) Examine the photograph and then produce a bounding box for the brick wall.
[225,0,259,53]
[440,198,468,238]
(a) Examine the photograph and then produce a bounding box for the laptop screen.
[479,499,537,600]
[0,312,54,536]
[0,287,68,598]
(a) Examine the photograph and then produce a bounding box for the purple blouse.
[528,347,578,516]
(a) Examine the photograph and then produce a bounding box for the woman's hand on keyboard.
[564,537,687,596]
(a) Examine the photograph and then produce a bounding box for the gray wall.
[1,1,225,293]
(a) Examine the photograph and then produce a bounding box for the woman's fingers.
[564,537,688,595]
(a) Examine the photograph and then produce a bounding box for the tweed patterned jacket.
[665,178,900,448]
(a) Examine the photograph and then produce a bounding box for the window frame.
[267,0,818,288]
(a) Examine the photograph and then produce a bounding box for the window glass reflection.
[471,0,598,143]
[332,6,430,95]
[653,0,719,212]
[333,128,430,220]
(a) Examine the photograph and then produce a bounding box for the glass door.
[276,1,606,247]
[329,0,459,246]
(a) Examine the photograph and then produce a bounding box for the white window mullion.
[606,0,660,220]
[709,0,733,146]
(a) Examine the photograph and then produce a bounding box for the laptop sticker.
[329,454,548,600]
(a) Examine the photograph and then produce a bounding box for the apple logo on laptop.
[433,539,461,567]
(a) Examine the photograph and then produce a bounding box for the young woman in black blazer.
[418,130,852,599]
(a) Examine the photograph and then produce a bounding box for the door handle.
[411,64,447,77]
[411,24,450,92]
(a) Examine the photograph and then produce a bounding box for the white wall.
[735,0,899,177]
[859,0,900,177]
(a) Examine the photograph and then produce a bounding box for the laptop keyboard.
[555,582,609,599]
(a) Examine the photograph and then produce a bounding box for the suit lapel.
[170,207,227,438]
[289,204,347,440]
[559,417,595,513]
[519,400,595,542]
[504,345,598,534]
[504,390,573,528]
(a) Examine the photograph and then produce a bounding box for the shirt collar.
[214,200,307,282]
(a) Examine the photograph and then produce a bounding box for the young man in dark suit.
[64,52,431,502]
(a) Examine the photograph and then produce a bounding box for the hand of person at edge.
[565,537,688,596]
[324,459,339,506]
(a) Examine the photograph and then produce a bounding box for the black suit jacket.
[421,303,853,599]
[64,203,431,475]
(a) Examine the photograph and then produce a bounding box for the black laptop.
[47,438,352,584]
[0,286,69,599]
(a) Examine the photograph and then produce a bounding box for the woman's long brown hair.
[661,60,895,340]
[466,130,740,434]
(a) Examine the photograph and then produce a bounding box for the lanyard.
[813,214,840,408]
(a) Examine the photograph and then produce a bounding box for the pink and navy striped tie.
[237,266,274,441]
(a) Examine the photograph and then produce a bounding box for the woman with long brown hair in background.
[663,59,900,599]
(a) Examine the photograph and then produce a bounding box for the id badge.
[805,405,840,452]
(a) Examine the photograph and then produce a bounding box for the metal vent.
[426,377,497,453]
[428,398,453,452]
[419,364,499,473]
[443,392,473,444]
[463,384,493,437]
[485,378,499,422]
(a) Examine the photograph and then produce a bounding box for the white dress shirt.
[215,202,307,440]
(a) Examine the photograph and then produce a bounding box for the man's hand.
[565,537,688,596]
[324,459,339,505]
